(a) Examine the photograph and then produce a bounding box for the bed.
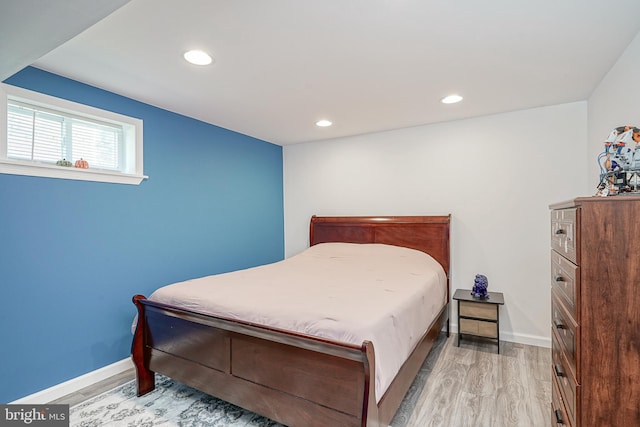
[131,215,450,427]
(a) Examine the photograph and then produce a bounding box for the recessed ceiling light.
[316,119,333,127]
[183,50,213,65]
[441,94,463,104]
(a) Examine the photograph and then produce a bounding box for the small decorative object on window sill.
[471,274,489,299]
[74,158,89,169]
[56,158,72,167]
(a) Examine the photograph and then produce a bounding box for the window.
[0,83,146,185]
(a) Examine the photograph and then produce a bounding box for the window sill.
[0,159,148,185]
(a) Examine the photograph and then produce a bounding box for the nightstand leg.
[496,305,500,354]
[456,300,461,347]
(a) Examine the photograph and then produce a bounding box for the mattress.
[146,242,447,401]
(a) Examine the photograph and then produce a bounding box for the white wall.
[284,102,589,347]
[588,31,640,187]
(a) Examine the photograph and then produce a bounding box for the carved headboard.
[310,215,450,281]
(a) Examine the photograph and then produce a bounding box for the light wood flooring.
[406,336,551,427]
[50,334,551,427]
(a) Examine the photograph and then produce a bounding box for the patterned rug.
[70,333,447,427]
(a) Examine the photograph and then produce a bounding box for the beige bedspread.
[147,242,447,402]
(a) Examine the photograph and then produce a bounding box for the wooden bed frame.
[131,215,450,427]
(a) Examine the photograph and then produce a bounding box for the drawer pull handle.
[555,409,564,425]
[555,275,564,282]
[555,229,565,235]
[554,320,564,329]
[554,364,564,377]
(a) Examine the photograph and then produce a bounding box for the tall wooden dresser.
[549,197,640,427]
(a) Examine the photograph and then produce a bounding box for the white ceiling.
[6,1,640,145]
[0,0,130,82]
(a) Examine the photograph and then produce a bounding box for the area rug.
[70,333,446,427]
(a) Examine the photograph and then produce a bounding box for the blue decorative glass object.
[471,274,489,299]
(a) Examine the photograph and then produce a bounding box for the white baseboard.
[10,357,134,404]
[501,331,551,348]
[450,324,551,349]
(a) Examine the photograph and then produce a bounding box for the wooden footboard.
[132,295,379,426]
[132,295,449,427]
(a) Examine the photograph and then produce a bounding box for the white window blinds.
[7,101,123,171]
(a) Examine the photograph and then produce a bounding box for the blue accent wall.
[0,67,284,403]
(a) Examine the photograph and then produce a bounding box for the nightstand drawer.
[459,318,498,338]
[459,300,497,320]
[551,250,580,320]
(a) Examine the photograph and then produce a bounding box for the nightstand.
[453,288,505,353]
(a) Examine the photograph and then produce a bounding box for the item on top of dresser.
[595,125,640,196]
[471,274,489,299]
[56,158,72,167]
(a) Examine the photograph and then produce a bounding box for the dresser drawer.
[552,329,578,427]
[551,250,580,321]
[552,373,572,427]
[551,208,579,264]
[552,295,579,378]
